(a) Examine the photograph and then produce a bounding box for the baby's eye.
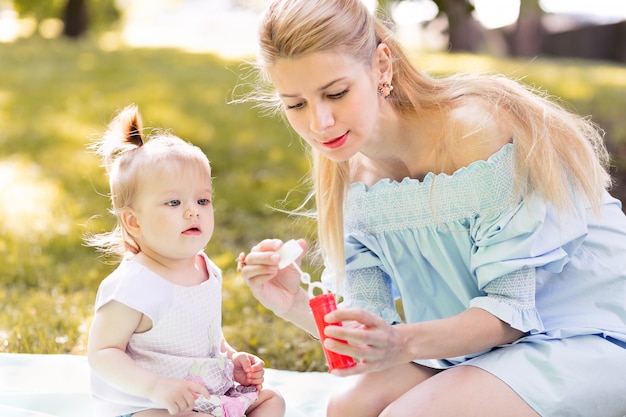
[198,198,211,206]
[328,89,348,99]
[166,200,181,207]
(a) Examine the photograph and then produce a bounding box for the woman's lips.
[321,132,348,149]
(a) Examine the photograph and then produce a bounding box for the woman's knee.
[327,382,384,417]
[327,364,436,417]
[379,365,539,417]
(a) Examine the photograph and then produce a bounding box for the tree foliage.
[12,0,120,36]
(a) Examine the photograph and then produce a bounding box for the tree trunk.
[63,0,89,38]
[509,0,544,57]
[441,0,483,52]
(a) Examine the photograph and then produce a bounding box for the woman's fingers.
[325,307,386,331]
[250,238,283,254]
[245,250,281,269]
[322,308,401,370]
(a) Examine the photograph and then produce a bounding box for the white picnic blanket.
[0,354,347,417]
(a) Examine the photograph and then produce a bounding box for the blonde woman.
[237,0,626,416]
[86,105,285,417]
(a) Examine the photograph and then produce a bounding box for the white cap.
[277,239,303,269]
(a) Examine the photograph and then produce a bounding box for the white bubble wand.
[276,239,327,298]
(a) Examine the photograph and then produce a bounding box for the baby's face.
[129,164,214,261]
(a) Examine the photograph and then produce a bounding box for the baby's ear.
[120,208,141,237]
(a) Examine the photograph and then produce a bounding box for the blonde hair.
[252,0,612,282]
[85,104,212,260]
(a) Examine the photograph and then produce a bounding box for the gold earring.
[377,81,393,99]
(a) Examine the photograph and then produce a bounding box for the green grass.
[1,36,625,371]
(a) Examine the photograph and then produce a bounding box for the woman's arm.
[275,286,319,336]
[400,307,524,360]
[324,306,524,375]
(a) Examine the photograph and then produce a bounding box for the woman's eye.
[286,102,304,110]
[328,90,348,99]
[167,200,181,207]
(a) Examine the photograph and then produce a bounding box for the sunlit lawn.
[1,35,625,372]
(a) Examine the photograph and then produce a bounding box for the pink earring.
[377,81,394,99]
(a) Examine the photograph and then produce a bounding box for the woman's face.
[267,51,383,162]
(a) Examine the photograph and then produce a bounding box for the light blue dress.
[337,143,626,416]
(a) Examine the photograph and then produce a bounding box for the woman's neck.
[354,99,512,185]
[355,109,444,184]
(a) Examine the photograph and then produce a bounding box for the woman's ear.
[120,208,141,238]
[375,43,393,83]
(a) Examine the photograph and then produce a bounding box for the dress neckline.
[351,143,513,192]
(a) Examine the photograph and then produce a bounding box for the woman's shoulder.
[444,95,513,168]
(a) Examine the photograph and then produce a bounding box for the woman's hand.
[321,307,410,376]
[231,352,266,390]
[238,238,307,317]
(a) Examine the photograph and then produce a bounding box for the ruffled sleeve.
[470,195,588,333]
[323,236,403,325]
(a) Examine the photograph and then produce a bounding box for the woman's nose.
[309,103,335,133]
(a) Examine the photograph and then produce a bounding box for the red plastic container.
[309,293,357,371]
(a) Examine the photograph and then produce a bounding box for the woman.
[237,0,626,416]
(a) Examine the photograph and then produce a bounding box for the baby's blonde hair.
[86,105,212,259]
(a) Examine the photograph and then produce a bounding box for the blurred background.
[1,0,625,372]
[2,0,626,59]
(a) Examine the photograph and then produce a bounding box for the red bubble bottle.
[309,292,357,371]
[278,240,357,371]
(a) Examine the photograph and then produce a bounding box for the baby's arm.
[221,339,265,390]
[88,300,210,413]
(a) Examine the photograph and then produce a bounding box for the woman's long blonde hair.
[252,0,611,282]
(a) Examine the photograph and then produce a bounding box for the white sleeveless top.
[90,253,234,417]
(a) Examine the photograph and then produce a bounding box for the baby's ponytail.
[91,104,144,173]
[85,105,147,259]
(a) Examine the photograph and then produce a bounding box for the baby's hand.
[231,351,265,390]
[148,377,210,414]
